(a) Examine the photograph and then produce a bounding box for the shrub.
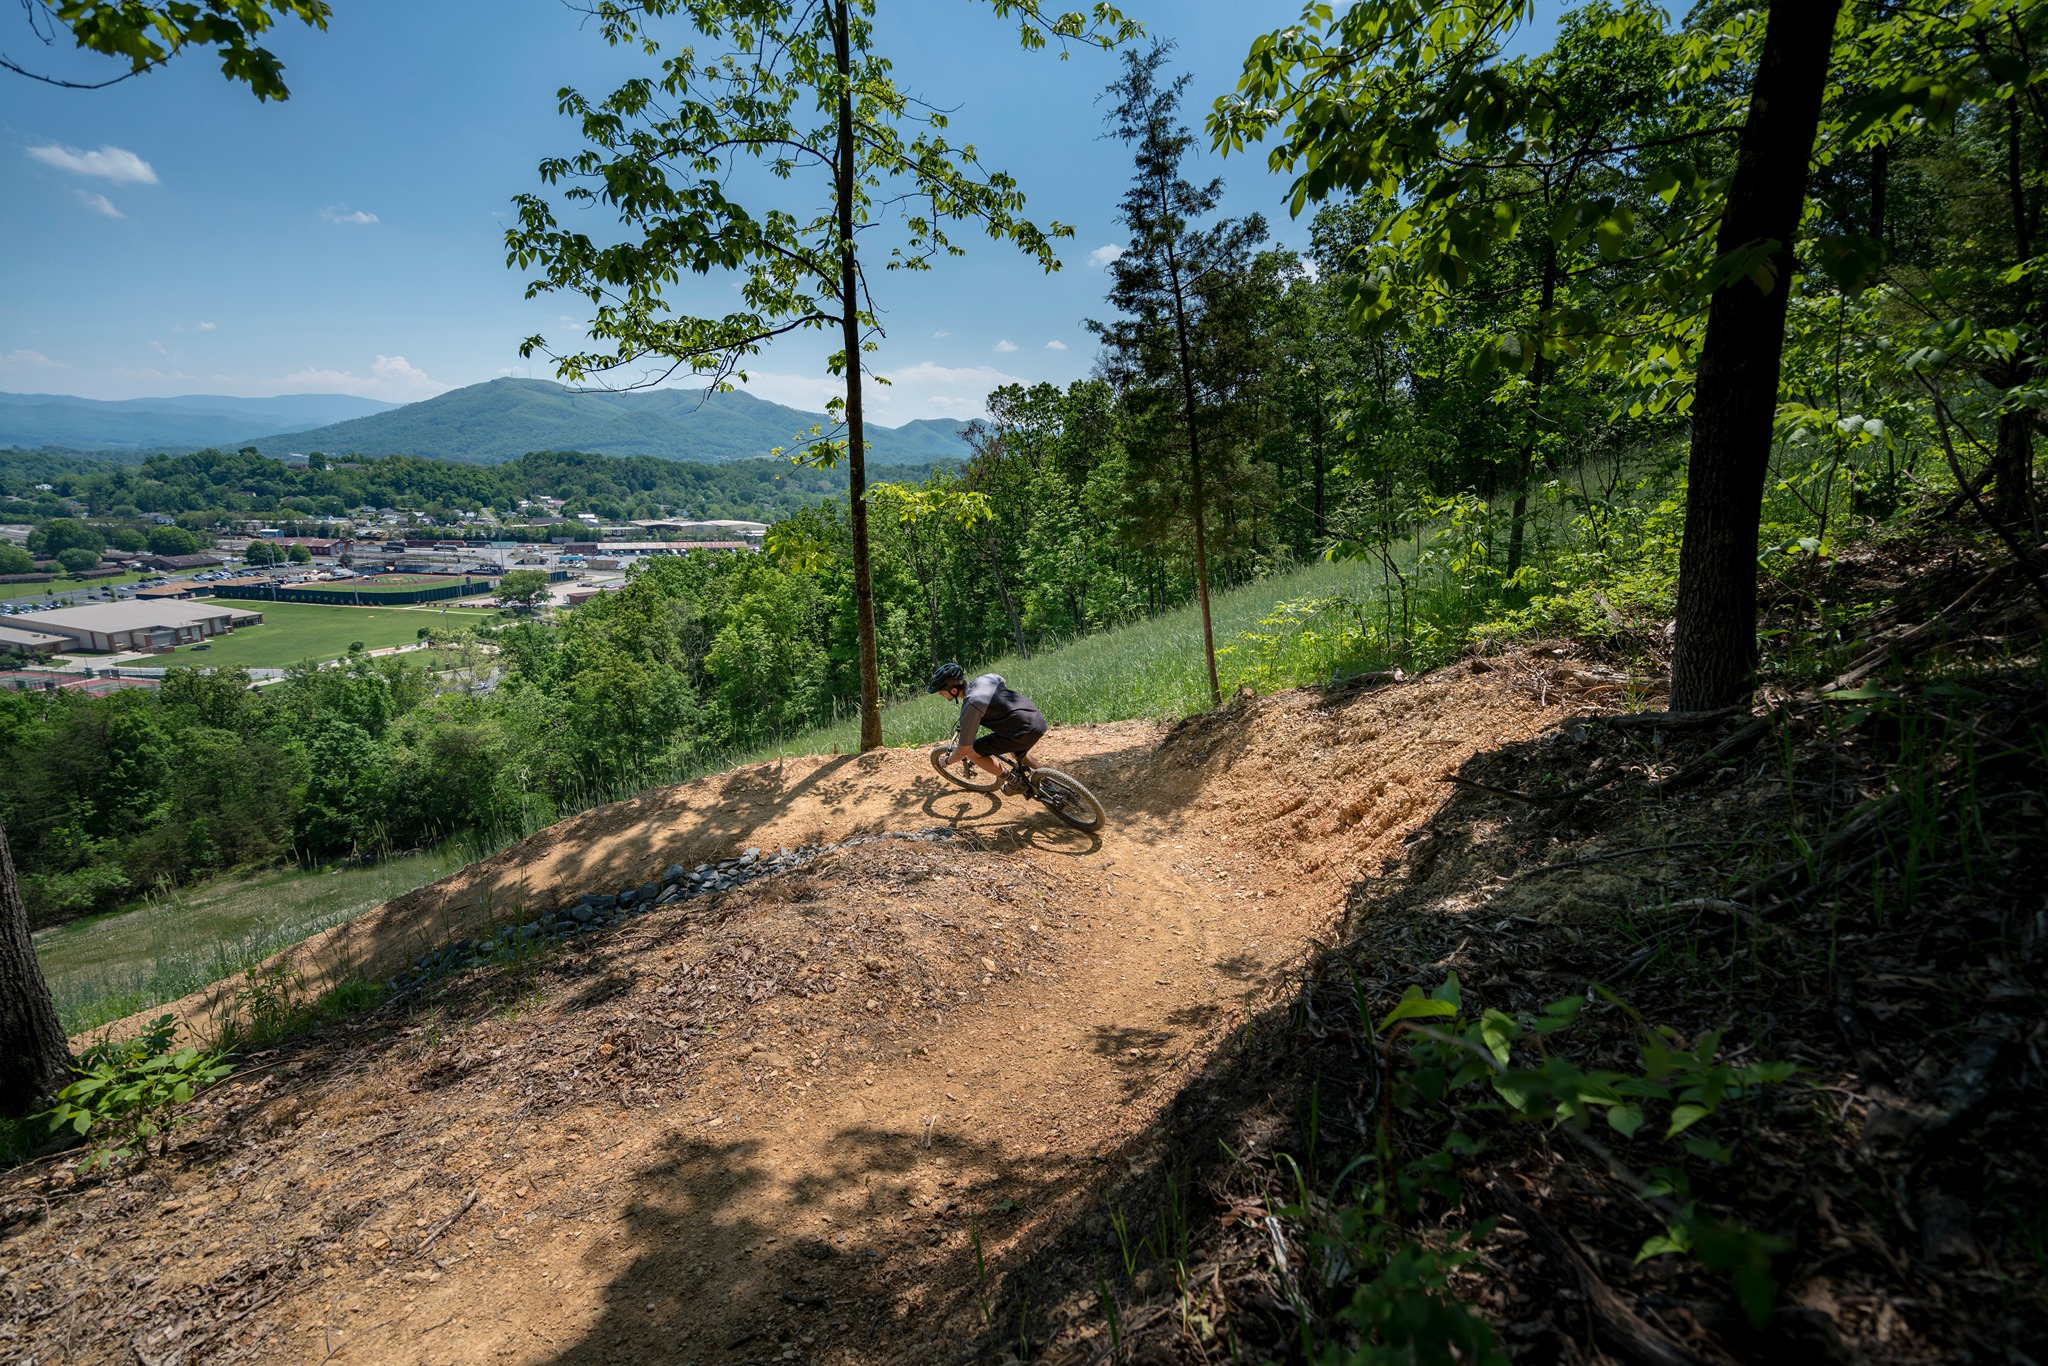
[41,1016,233,1170]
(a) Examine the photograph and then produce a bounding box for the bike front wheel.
[930,745,1001,792]
[1029,768,1106,832]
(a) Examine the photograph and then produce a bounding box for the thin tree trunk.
[1506,240,1559,581]
[832,0,882,751]
[2,819,70,1119]
[981,526,1029,659]
[1311,384,1327,542]
[1992,93,2036,530]
[1669,0,1842,712]
[1163,232,1221,706]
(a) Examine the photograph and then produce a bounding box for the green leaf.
[1478,1009,1518,1066]
[1666,1103,1709,1138]
[1606,1103,1645,1138]
[1379,986,1458,1031]
[1636,1223,1692,1262]
[1430,970,1463,1011]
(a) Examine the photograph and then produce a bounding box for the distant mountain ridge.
[0,379,975,465]
[0,391,398,451]
[251,378,973,465]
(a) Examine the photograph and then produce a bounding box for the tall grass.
[744,553,1434,760]
[39,831,516,1035]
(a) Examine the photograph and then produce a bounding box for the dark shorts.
[972,724,1045,758]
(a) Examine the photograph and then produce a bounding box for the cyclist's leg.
[968,734,1010,777]
[1012,723,1048,770]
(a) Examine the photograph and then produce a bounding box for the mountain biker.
[928,662,1047,792]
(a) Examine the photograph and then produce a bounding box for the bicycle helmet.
[927,661,966,693]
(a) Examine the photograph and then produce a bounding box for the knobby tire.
[1030,768,1105,832]
[930,745,1001,792]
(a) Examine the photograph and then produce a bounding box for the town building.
[0,624,69,657]
[140,553,226,572]
[26,601,263,653]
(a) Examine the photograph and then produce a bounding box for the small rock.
[740,848,760,865]
[664,864,686,882]
[572,906,596,924]
[637,881,658,902]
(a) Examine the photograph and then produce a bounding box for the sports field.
[153,600,502,670]
[284,572,488,600]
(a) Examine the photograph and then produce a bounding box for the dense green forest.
[0,447,942,528]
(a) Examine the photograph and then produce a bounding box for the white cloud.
[272,353,446,401]
[1087,244,1125,268]
[993,339,1017,353]
[26,143,158,184]
[321,204,380,225]
[150,340,172,356]
[75,190,124,218]
[933,330,951,338]
[174,321,217,334]
[1044,340,1068,351]
[112,366,198,382]
[1,349,55,368]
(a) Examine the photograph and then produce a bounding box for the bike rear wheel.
[930,745,1002,792]
[1029,767,1105,832]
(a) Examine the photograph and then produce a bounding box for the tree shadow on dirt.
[529,1115,1106,1365]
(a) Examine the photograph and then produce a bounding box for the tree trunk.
[1163,234,1221,707]
[832,0,883,751]
[1668,0,1843,712]
[983,527,1029,658]
[1,819,70,1119]
[1310,384,1327,542]
[1506,240,1560,581]
[1991,93,2037,531]
[1991,406,2035,533]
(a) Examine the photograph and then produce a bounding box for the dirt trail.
[9,667,1560,1365]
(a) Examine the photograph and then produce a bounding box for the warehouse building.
[26,601,262,654]
[0,624,70,658]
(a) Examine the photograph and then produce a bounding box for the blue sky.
[1,0,1559,423]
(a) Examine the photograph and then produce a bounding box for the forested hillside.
[0,391,395,451]
[249,377,972,465]
[0,447,942,527]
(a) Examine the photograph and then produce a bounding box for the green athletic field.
[152,600,503,670]
[283,572,486,600]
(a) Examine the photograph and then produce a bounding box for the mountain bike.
[929,745,1106,832]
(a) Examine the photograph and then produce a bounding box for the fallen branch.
[1814,561,2009,696]
[1441,773,1544,803]
[1492,1186,1712,1366]
[1647,714,1776,796]
[414,1190,477,1257]
[1505,842,1715,882]
[1599,706,1745,730]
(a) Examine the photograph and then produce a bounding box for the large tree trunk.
[1668,0,1843,712]
[2,819,70,1119]
[832,0,883,751]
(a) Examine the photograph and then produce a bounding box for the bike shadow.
[920,789,1104,857]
